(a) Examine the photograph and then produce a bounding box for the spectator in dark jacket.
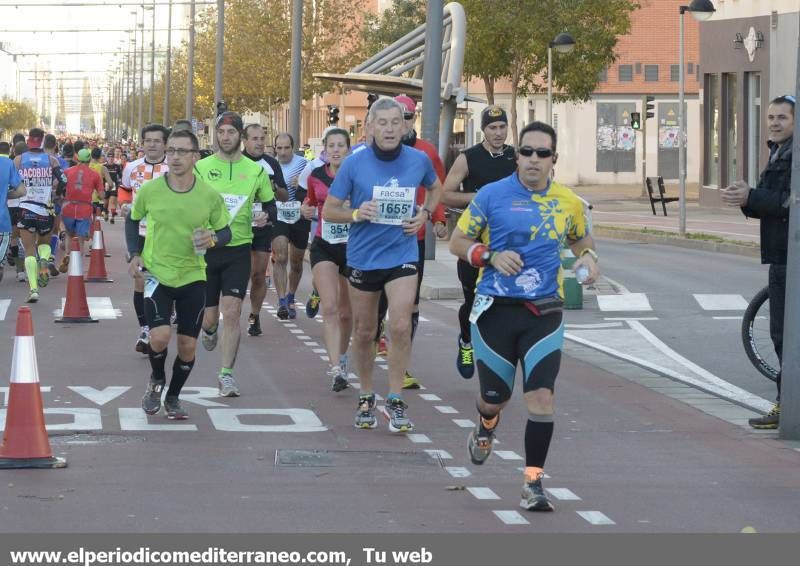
[722,94,795,429]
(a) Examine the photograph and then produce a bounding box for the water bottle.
[575,264,590,285]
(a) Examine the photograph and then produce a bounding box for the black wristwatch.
[480,249,494,265]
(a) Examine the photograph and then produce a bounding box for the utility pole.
[163,0,172,124]
[288,0,302,146]
[641,95,648,198]
[137,13,144,140]
[149,0,155,124]
[185,0,195,121]
[421,0,442,261]
[779,37,800,440]
[212,0,224,148]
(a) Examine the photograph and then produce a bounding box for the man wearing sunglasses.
[127,130,232,420]
[449,121,599,512]
[722,94,795,430]
[441,105,517,380]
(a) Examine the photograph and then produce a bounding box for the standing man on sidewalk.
[195,112,275,397]
[441,106,516,379]
[722,94,795,430]
[127,130,231,419]
[449,121,598,511]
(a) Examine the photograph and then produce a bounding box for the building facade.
[699,0,799,204]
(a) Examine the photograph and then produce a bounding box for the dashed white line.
[298,335,311,340]
[445,466,471,478]
[467,487,500,500]
[577,511,615,525]
[304,341,318,346]
[407,433,431,444]
[546,488,581,501]
[419,393,442,401]
[313,348,327,354]
[284,323,298,328]
[494,450,523,461]
[424,449,452,460]
[493,510,529,525]
[378,364,388,370]
[435,406,459,414]
[289,329,304,334]
[452,419,475,428]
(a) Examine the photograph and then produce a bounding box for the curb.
[593,225,760,258]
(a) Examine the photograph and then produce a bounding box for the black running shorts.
[145,279,206,337]
[309,236,347,275]
[347,263,418,293]
[204,244,252,307]
[271,218,311,250]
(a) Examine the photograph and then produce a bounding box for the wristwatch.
[481,249,494,265]
[580,248,598,262]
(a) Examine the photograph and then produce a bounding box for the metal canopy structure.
[314,1,478,160]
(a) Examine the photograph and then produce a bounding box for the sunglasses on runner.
[518,146,554,158]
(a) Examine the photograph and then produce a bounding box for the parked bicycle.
[741,285,780,381]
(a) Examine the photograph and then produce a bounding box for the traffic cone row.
[86,219,113,283]
[87,219,111,258]
[55,237,97,324]
[0,307,67,469]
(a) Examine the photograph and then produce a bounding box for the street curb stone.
[594,225,760,258]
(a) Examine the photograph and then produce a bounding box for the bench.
[646,176,679,216]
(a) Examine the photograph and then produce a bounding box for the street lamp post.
[678,0,715,235]
[163,0,172,124]
[185,0,195,121]
[148,0,155,124]
[547,32,575,125]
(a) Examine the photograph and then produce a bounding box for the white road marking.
[445,466,471,478]
[378,364,388,370]
[419,393,442,401]
[577,511,616,525]
[0,408,103,431]
[68,386,130,406]
[596,293,652,312]
[424,449,452,460]
[289,329,304,334]
[494,450,523,461]
[602,276,631,294]
[407,433,431,443]
[546,488,581,501]
[118,408,198,431]
[467,487,500,500]
[55,297,121,319]
[565,322,624,329]
[0,299,11,321]
[304,341,318,346]
[284,323,297,328]
[493,510,529,525]
[298,335,311,340]
[453,419,475,428]
[604,317,659,321]
[435,405,459,414]
[207,408,327,432]
[694,294,748,310]
[313,348,327,354]
[0,385,51,406]
[320,355,329,361]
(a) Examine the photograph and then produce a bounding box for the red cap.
[394,95,416,114]
[16,307,34,337]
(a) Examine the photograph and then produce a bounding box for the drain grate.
[275,449,440,468]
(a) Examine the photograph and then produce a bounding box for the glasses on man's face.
[518,146,554,158]
[403,112,414,121]
[165,147,197,157]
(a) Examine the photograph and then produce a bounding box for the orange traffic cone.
[55,238,98,324]
[86,220,111,258]
[85,219,113,283]
[0,307,67,469]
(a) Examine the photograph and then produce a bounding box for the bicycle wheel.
[741,286,780,382]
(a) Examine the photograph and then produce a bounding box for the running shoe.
[386,397,414,433]
[58,255,69,273]
[402,370,421,390]
[141,377,165,415]
[247,313,262,337]
[468,416,498,465]
[37,258,49,288]
[201,326,219,351]
[47,260,59,277]
[135,327,150,354]
[218,372,241,397]
[328,365,350,392]
[354,394,377,429]
[520,473,555,512]
[163,396,189,420]
[26,289,39,303]
[277,299,289,320]
[749,403,780,429]
[305,289,320,318]
[16,271,26,283]
[456,337,475,379]
[287,302,297,319]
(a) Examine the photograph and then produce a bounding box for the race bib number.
[277,201,301,224]
[144,275,159,299]
[469,294,494,324]
[221,193,248,221]
[26,184,51,204]
[251,203,263,227]
[321,219,349,244]
[372,185,414,225]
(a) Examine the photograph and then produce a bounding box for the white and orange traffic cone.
[87,220,111,258]
[55,238,98,324]
[85,219,113,283]
[0,307,67,469]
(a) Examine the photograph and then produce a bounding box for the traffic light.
[645,96,655,120]
[327,105,340,125]
[631,112,642,130]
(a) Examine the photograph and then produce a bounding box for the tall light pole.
[547,32,575,125]
[163,0,172,124]
[148,0,155,124]
[138,13,144,140]
[288,0,302,146]
[185,0,195,121]
[678,0,715,235]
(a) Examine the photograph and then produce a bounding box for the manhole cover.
[275,449,440,468]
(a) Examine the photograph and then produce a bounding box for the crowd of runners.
[0,95,600,512]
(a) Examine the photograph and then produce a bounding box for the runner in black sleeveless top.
[441,105,516,379]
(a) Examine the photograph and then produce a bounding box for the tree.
[462,0,639,142]
[358,0,426,60]
[0,98,39,134]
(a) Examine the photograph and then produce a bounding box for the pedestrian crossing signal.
[631,112,642,130]
[645,96,655,120]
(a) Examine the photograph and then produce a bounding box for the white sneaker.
[217,373,240,397]
[201,326,218,351]
[16,271,26,282]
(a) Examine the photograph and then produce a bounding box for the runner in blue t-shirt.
[0,147,27,283]
[324,97,443,434]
